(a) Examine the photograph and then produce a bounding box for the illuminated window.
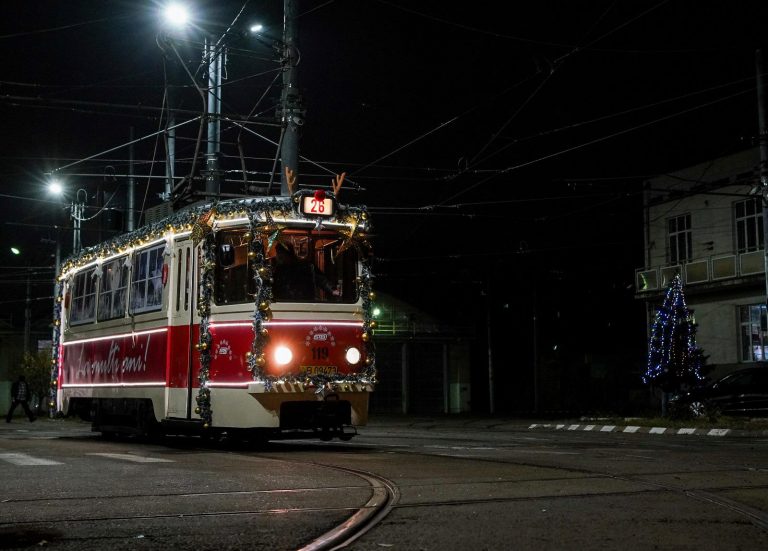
[70,269,97,325]
[213,229,359,304]
[739,304,768,362]
[97,257,129,321]
[130,244,165,314]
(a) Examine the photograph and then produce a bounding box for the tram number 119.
[312,347,329,361]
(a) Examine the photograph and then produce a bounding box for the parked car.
[670,367,768,418]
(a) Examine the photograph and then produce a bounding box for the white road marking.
[0,453,63,466]
[87,453,174,463]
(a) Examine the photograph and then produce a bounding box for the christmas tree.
[643,274,707,393]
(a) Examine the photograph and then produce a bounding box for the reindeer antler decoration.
[332,172,346,197]
[284,167,297,195]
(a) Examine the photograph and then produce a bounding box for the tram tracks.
[346,436,768,536]
[0,451,401,551]
[298,464,400,551]
[4,431,768,548]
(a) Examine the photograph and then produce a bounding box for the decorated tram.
[50,186,375,441]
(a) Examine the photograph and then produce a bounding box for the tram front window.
[214,230,359,305]
[270,232,358,303]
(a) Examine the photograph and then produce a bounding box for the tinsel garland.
[50,194,376,425]
[48,285,64,416]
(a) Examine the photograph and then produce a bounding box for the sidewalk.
[366,413,768,438]
[1,416,92,436]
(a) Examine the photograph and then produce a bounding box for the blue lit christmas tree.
[643,274,707,392]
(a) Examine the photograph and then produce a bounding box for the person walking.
[5,375,36,422]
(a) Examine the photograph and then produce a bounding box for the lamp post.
[71,188,88,254]
[160,2,224,202]
[48,180,87,255]
[159,1,298,200]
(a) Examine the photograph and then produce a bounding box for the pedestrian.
[5,375,36,422]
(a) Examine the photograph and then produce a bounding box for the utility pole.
[72,193,84,254]
[486,278,495,414]
[128,127,136,231]
[757,50,768,316]
[280,0,302,196]
[204,35,223,200]
[24,267,31,354]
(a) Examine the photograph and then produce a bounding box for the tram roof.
[59,193,370,277]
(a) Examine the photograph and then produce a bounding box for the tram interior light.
[274,345,293,366]
[345,347,361,365]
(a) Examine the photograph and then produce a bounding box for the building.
[636,147,767,381]
[368,292,474,415]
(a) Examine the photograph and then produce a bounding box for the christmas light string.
[643,273,706,389]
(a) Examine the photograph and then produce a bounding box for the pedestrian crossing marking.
[87,453,174,463]
[0,453,63,466]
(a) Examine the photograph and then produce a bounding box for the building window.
[735,198,763,253]
[739,304,768,362]
[668,213,692,264]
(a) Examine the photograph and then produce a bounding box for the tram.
[50,187,375,441]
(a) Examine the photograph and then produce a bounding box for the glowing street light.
[10,247,20,255]
[164,3,190,28]
[48,179,63,196]
[249,24,264,34]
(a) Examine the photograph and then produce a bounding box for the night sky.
[1,1,768,393]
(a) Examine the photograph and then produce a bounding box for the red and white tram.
[50,190,375,441]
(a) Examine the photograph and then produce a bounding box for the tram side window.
[214,231,255,304]
[131,244,165,313]
[97,257,129,321]
[70,269,97,325]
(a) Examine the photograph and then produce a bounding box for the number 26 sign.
[301,195,334,217]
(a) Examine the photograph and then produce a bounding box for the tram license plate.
[300,366,338,376]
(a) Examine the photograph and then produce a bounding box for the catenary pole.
[280,0,301,196]
[205,36,222,200]
[128,127,136,231]
[756,50,768,326]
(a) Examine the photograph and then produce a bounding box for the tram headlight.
[345,347,362,365]
[273,346,293,366]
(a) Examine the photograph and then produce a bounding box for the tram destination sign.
[300,194,335,217]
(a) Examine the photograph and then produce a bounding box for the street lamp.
[163,3,190,28]
[158,4,297,200]
[48,181,87,254]
[72,189,88,254]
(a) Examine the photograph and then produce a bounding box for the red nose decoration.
[314,189,326,201]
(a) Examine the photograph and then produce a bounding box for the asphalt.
[3,413,768,439]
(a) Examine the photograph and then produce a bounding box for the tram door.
[167,239,199,418]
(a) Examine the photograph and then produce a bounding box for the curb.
[528,423,768,438]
